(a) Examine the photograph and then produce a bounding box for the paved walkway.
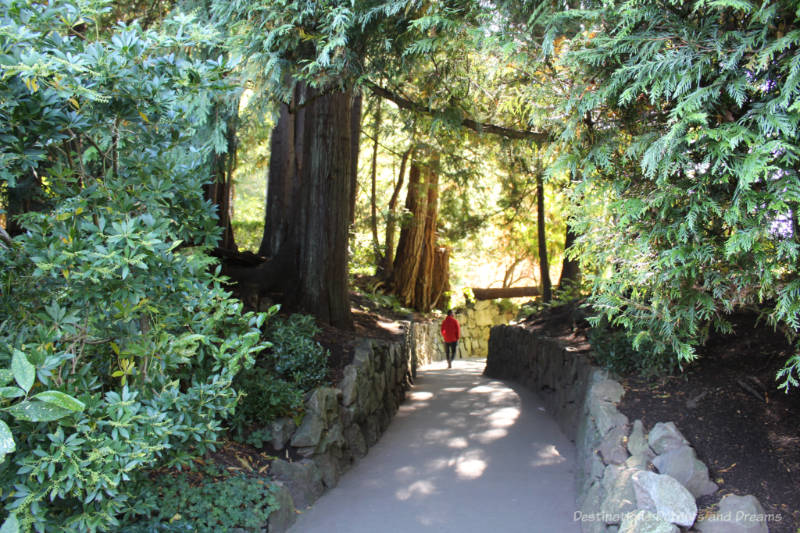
[289,359,580,533]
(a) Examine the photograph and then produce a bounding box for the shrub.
[588,318,677,378]
[0,2,266,531]
[266,314,329,392]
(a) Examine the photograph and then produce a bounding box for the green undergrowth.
[230,313,329,446]
[120,465,280,532]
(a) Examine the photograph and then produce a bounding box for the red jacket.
[441,315,461,343]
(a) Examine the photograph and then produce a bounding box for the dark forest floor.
[527,304,800,533]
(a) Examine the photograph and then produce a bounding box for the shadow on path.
[289,359,579,533]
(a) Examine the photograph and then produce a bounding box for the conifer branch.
[363,80,552,145]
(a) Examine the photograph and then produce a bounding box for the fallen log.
[471,286,541,300]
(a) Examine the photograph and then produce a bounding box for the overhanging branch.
[363,80,551,145]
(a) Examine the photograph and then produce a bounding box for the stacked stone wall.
[485,324,770,533]
[265,337,413,532]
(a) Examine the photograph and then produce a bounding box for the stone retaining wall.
[485,324,770,533]
[410,301,516,370]
[265,337,413,532]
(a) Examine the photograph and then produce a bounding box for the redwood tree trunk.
[391,161,424,303]
[369,98,382,262]
[257,83,359,328]
[559,224,581,287]
[536,170,552,302]
[391,157,446,312]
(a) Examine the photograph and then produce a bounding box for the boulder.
[591,402,630,436]
[344,424,367,458]
[599,425,630,465]
[647,422,689,455]
[695,494,769,533]
[618,510,679,533]
[290,412,325,448]
[266,417,296,451]
[590,379,625,404]
[652,445,717,498]
[600,466,638,522]
[632,471,697,527]
[270,459,324,510]
[340,366,359,406]
[267,482,296,533]
[578,481,607,533]
[624,454,651,471]
[627,420,653,458]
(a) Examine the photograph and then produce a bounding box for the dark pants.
[445,341,458,362]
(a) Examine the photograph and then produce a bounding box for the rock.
[618,510,679,533]
[318,422,346,454]
[695,494,769,533]
[340,366,359,406]
[314,452,340,489]
[267,418,296,450]
[599,425,630,465]
[652,445,717,498]
[632,470,697,527]
[267,482,296,533]
[579,481,607,533]
[624,454,651,471]
[290,412,325,448]
[344,424,367,458]
[591,402,630,436]
[600,466,638,521]
[590,379,625,404]
[648,422,689,455]
[627,420,653,458]
[270,459,324,510]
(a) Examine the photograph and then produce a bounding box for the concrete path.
[289,359,580,533]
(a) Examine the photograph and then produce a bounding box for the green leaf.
[0,387,25,399]
[0,513,19,533]
[5,400,73,422]
[0,419,14,461]
[0,369,13,386]
[11,350,35,393]
[31,391,85,412]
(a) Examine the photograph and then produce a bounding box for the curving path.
[289,358,580,533]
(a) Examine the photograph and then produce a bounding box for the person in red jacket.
[440,309,461,368]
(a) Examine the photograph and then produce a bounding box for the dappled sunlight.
[446,436,469,449]
[408,391,434,401]
[469,427,508,444]
[454,449,488,480]
[486,406,520,428]
[395,480,436,501]
[530,444,567,468]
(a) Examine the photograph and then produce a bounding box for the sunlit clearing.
[455,450,488,480]
[530,445,566,467]
[396,480,436,501]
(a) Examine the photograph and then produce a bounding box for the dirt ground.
[527,305,800,533]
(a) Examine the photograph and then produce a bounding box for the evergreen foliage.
[534,0,800,388]
[0,1,267,530]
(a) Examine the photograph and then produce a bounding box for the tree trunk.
[369,98,382,262]
[259,84,305,260]
[379,146,411,279]
[256,83,358,328]
[559,224,581,287]
[391,156,445,312]
[205,101,238,252]
[413,159,440,311]
[471,287,540,300]
[430,246,450,310]
[349,94,362,225]
[536,170,552,302]
[391,161,426,306]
